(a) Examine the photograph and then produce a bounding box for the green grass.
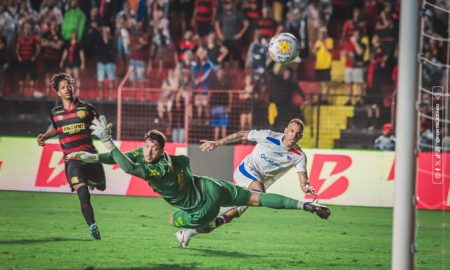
[0,191,448,270]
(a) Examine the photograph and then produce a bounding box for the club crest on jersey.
[287,155,293,161]
[77,110,87,119]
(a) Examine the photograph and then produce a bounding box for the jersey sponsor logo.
[174,216,185,227]
[76,110,87,119]
[260,154,281,169]
[149,168,160,176]
[62,123,86,134]
[287,155,293,161]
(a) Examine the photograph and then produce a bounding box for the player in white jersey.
[175,119,329,247]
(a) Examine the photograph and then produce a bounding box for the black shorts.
[18,61,38,81]
[315,69,331,82]
[65,160,106,191]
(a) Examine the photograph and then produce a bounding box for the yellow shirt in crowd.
[314,38,334,70]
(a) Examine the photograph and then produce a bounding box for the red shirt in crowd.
[17,34,40,61]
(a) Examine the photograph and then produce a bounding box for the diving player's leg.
[220,180,265,220]
[68,160,101,240]
[247,191,331,220]
[218,166,264,222]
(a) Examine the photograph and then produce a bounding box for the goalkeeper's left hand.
[66,151,99,163]
[90,115,115,150]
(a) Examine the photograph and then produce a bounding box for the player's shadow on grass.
[0,237,91,244]
[188,247,260,258]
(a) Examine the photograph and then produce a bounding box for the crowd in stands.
[0,0,448,149]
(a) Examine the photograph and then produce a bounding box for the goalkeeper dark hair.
[50,73,76,92]
[144,130,166,149]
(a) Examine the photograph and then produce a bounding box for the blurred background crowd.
[0,0,448,150]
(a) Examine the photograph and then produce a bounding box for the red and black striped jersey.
[50,99,98,156]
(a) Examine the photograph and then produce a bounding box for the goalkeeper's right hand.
[66,151,99,163]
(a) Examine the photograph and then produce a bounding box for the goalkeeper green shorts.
[172,177,251,228]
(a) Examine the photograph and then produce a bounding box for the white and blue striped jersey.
[233,130,307,188]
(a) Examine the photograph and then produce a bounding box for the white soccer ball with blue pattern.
[268,33,300,64]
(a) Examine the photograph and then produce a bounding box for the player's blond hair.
[288,118,305,131]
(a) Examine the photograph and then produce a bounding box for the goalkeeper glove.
[66,151,99,163]
[90,115,116,150]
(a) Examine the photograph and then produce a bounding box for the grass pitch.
[0,191,448,270]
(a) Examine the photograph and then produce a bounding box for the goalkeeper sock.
[77,185,95,226]
[195,215,230,234]
[258,193,304,209]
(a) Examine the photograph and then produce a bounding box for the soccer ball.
[267,33,300,64]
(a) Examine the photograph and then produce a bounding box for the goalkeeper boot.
[175,229,197,248]
[303,202,331,220]
[89,223,101,240]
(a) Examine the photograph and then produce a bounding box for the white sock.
[186,228,199,236]
[236,206,248,216]
[297,201,304,209]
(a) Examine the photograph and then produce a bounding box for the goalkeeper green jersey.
[99,148,205,211]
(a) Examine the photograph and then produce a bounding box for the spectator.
[82,6,101,59]
[38,0,63,27]
[256,6,278,41]
[128,21,149,87]
[270,68,306,130]
[242,0,260,40]
[313,27,333,105]
[96,26,116,90]
[342,7,366,40]
[419,121,433,152]
[60,30,85,94]
[175,30,197,64]
[41,21,64,89]
[157,68,179,132]
[149,9,171,71]
[61,0,86,41]
[172,87,187,143]
[203,32,228,69]
[17,1,38,28]
[246,31,268,76]
[374,123,396,151]
[214,2,249,68]
[343,29,366,106]
[178,65,195,127]
[0,28,8,97]
[177,50,196,74]
[374,6,396,62]
[0,2,16,55]
[239,74,254,130]
[193,46,215,122]
[115,15,131,77]
[365,35,390,130]
[209,68,232,140]
[192,0,216,38]
[16,23,40,94]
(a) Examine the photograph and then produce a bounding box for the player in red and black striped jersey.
[36,73,105,240]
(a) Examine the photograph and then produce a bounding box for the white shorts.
[344,67,364,84]
[233,162,274,191]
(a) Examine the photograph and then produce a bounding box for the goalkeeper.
[68,116,330,248]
